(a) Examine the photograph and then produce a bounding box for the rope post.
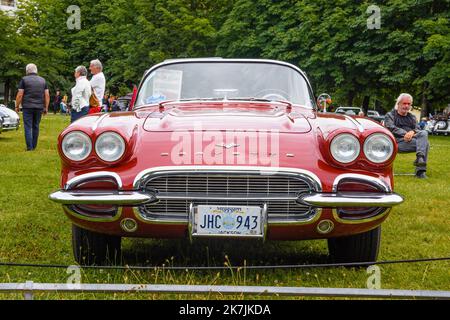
[24,281,34,300]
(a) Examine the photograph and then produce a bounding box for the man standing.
[70,66,91,123]
[15,64,50,151]
[89,59,106,112]
[384,93,430,179]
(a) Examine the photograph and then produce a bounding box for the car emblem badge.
[216,143,240,149]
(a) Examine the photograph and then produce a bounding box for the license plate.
[193,205,263,237]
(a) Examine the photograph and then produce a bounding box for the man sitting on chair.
[384,93,430,179]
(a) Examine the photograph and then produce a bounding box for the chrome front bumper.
[298,192,404,207]
[2,124,19,131]
[49,169,404,227]
[49,190,403,208]
[49,190,154,205]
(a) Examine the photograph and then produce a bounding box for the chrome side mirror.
[317,93,332,113]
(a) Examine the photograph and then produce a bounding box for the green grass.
[0,114,449,299]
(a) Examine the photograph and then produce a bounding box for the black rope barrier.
[0,256,449,271]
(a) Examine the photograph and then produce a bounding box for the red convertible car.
[50,58,403,265]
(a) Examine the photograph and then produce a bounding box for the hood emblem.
[216,143,240,149]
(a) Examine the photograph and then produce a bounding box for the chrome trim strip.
[133,166,322,192]
[268,208,322,226]
[91,113,109,132]
[299,192,404,208]
[132,210,322,226]
[65,172,123,190]
[330,173,398,224]
[344,115,364,133]
[160,101,291,112]
[156,193,299,201]
[133,208,188,225]
[333,208,391,225]
[49,190,154,205]
[63,206,123,223]
[332,173,391,193]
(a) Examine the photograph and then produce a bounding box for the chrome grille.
[144,175,310,196]
[138,172,318,222]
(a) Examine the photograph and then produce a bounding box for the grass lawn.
[0,114,449,299]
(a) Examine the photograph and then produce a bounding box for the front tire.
[72,224,122,265]
[327,226,381,264]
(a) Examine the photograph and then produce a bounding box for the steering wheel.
[255,89,289,101]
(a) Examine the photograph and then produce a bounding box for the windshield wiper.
[177,98,225,102]
[228,97,292,107]
[227,97,272,102]
[156,97,292,109]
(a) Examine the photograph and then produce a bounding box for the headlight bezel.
[363,133,394,164]
[61,131,92,162]
[329,133,361,164]
[95,131,126,163]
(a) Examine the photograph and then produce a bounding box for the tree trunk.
[362,95,370,115]
[347,91,355,107]
[375,99,383,113]
[4,79,10,105]
[421,82,429,118]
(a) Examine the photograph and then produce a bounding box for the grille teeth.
[139,173,316,221]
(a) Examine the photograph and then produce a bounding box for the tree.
[217,0,450,112]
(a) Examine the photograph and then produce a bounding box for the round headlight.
[62,131,92,161]
[364,133,394,163]
[330,133,360,163]
[95,132,125,162]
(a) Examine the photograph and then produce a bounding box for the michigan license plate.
[194,205,263,237]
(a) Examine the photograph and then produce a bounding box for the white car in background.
[0,104,20,132]
[335,107,385,124]
[432,117,450,135]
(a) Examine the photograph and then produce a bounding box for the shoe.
[414,154,426,167]
[415,171,427,179]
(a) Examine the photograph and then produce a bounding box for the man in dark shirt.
[384,93,430,178]
[15,63,50,151]
[52,89,62,114]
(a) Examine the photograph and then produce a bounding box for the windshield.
[135,61,314,108]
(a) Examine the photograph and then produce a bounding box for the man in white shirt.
[89,59,106,110]
[70,66,91,123]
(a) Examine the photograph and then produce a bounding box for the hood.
[142,102,312,134]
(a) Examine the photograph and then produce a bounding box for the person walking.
[15,63,50,151]
[89,59,106,112]
[384,93,430,179]
[52,89,62,114]
[70,66,91,123]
